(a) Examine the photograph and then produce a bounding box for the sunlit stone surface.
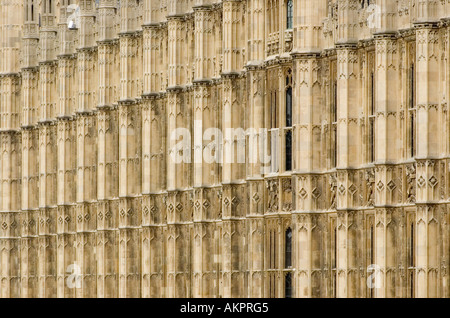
[0,0,449,298]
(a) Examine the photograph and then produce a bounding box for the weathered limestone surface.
[0,0,450,298]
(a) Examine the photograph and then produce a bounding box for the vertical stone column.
[221,0,248,298]
[75,112,98,298]
[116,3,144,297]
[166,15,188,189]
[37,121,57,298]
[141,95,165,298]
[292,53,324,297]
[55,0,78,298]
[415,21,441,298]
[56,115,76,298]
[245,63,265,299]
[245,0,266,284]
[165,10,191,297]
[294,214,314,298]
[0,0,24,297]
[96,0,120,299]
[74,0,98,298]
[118,3,143,293]
[96,106,119,298]
[117,96,142,298]
[373,33,400,298]
[247,0,265,64]
[293,0,325,53]
[142,25,165,194]
[0,130,21,298]
[21,125,39,298]
[330,2,362,299]
[291,0,325,299]
[37,0,58,298]
[20,0,39,297]
[141,5,166,298]
[0,57,22,298]
[441,19,450,299]
[247,0,267,298]
[192,3,217,298]
[335,0,361,295]
[222,0,245,184]
[293,0,327,282]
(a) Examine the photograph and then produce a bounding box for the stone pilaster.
[118,100,142,297]
[75,5,98,296]
[247,0,265,64]
[0,130,22,298]
[117,6,143,298]
[37,122,57,298]
[20,127,39,298]
[295,214,312,298]
[192,6,217,296]
[293,0,325,54]
[414,22,440,297]
[56,117,76,297]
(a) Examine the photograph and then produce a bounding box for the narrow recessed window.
[410,64,415,117]
[369,120,375,163]
[409,64,416,158]
[370,72,375,115]
[285,131,292,171]
[269,230,273,269]
[285,273,292,298]
[369,225,374,298]
[332,80,338,168]
[410,223,415,267]
[274,91,277,126]
[286,0,293,29]
[370,225,374,264]
[410,271,414,298]
[269,230,277,269]
[333,226,337,298]
[369,72,375,163]
[270,85,279,173]
[410,113,415,158]
[333,80,338,122]
[285,228,292,268]
[286,86,292,127]
[271,91,278,129]
[409,222,415,298]
[285,72,293,172]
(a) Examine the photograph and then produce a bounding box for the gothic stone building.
[1,0,450,298]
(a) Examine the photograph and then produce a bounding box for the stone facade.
[1,0,450,298]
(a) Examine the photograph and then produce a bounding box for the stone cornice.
[76,46,98,53]
[56,53,77,59]
[221,71,241,79]
[192,79,214,86]
[413,21,440,29]
[291,51,321,59]
[117,99,137,106]
[335,42,358,50]
[96,39,119,45]
[0,72,21,78]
